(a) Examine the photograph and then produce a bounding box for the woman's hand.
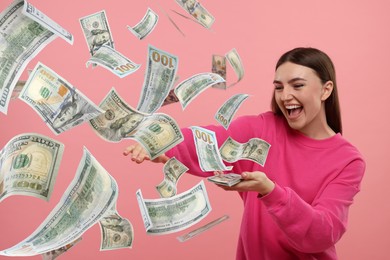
[215,171,275,196]
[123,143,169,164]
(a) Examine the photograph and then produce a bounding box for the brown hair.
[271,47,342,134]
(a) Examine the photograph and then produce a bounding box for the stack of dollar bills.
[207,173,242,187]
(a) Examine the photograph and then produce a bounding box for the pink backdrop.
[0,0,389,259]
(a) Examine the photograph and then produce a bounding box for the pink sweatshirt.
[166,112,365,260]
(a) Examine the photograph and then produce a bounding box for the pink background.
[0,0,389,259]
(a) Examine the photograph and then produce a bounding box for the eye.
[274,85,283,91]
[293,84,304,88]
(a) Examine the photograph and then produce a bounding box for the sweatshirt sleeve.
[165,114,263,178]
[260,157,365,253]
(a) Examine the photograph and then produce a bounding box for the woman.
[124,47,365,259]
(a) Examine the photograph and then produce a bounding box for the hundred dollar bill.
[174,0,215,29]
[86,44,141,78]
[207,173,242,187]
[79,10,114,56]
[99,208,133,251]
[127,113,184,160]
[174,73,225,110]
[156,157,188,198]
[136,180,211,235]
[226,48,244,88]
[11,80,26,100]
[220,136,271,166]
[161,88,179,106]
[41,237,82,260]
[0,133,64,202]
[0,0,56,114]
[90,88,148,143]
[127,8,159,40]
[190,126,232,172]
[177,214,229,242]
[211,54,227,89]
[215,93,249,129]
[136,45,178,113]
[0,147,119,257]
[23,0,73,45]
[19,62,103,135]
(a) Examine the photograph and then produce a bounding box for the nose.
[280,88,293,101]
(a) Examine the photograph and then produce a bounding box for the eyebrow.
[273,77,307,84]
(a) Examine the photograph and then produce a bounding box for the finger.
[123,145,135,156]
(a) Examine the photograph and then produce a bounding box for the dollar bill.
[211,54,227,89]
[79,10,114,56]
[127,8,159,40]
[99,210,133,251]
[190,126,232,172]
[161,88,179,107]
[41,237,82,260]
[207,173,242,187]
[136,45,178,113]
[215,93,249,129]
[219,137,271,166]
[0,133,64,202]
[128,113,184,160]
[226,48,244,88]
[177,214,229,242]
[174,0,215,29]
[19,62,103,135]
[23,0,73,45]
[90,88,148,143]
[174,73,225,110]
[156,157,188,198]
[11,80,26,100]
[136,180,211,235]
[0,0,57,114]
[86,44,141,78]
[90,88,183,159]
[0,147,119,257]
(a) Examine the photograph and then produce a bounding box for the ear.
[321,81,333,101]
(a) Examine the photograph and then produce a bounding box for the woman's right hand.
[123,143,169,164]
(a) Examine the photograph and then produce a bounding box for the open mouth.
[286,105,303,117]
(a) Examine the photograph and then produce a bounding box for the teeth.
[285,105,301,109]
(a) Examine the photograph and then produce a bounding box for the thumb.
[241,172,253,180]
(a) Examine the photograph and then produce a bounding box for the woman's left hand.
[216,171,275,196]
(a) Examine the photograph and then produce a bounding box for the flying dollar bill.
[90,88,183,159]
[86,45,141,78]
[190,126,232,172]
[79,10,114,56]
[41,237,82,260]
[215,93,249,129]
[19,62,104,135]
[23,0,73,45]
[128,113,184,160]
[177,215,229,242]
[225,48,244,88]
[90,88,148,143]
[156,157,188,198]
[11,80,26,100]
[219,136,271,166]
[136,180,211,235]
[127,8,159,40]
[0,0,72,114]
[174,0,215,29]
[136,45,178,113]
[211,54,227,89]
[174,72,225,110]
[0,147,119,257]
[0,133,64,202]
[99,206,133,251]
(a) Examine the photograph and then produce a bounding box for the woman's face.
[273,62,333,138]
